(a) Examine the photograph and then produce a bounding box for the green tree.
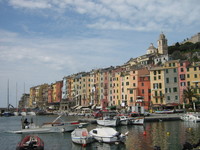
[183,87,198,110]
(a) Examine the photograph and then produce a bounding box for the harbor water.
[1,115,200,150]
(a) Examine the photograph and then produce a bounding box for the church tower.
[157,33,168,55]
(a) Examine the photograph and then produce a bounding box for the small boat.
[71,128,94,146]
[2,111,14,117]
[10,115,88,134]
[16,135,44,150]
[118,116,130,125]
[97,116,120,127]
[130,117,144,125]
[180,113,200,122]
[96,111,120,127]
[89,127,128,143]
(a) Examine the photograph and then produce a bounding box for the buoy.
[143,131,147,135]
[166,132,170,135]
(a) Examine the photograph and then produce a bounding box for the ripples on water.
[1,115,200,150]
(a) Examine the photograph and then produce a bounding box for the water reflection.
[72,142,126,150]
[1,116,200,150]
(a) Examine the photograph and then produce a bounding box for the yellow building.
[186,62,200,100]
[150,67,165,106]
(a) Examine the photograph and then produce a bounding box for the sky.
[0,0,200,108]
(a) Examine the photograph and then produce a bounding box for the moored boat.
[89,127,128,143]
[16,135,44,150]
[71,128,94,146]
[9,115,88,134]
[118,116,130,125]
[180,113,200,122]
[129,117,144,125]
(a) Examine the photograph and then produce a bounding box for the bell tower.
[157,33,168,55]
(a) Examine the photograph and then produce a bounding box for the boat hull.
[97,119,119,127]
[11,122,88,134]
[130,117,144,125]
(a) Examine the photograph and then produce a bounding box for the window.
[166,69,168,73]
[180,74,185,80]
[142,83,144,86]
[173,87,177,92]
[169,88,171,93]
[175,96,178,100]
[159,83,162,89]
[158,76,161,79]
[158,70,161,74]
[187,68,189,72]
[169,63,171,67]
[154,71,157,75]
[180,63,183,66]
[187,82,190,86]
[167,96,170,100]
[173,68,177,73]
[133,76,135,80]
[194,74,197,78]
[148,89,151,93]
[130,97,133,102]
[194,67,197,71]
[180,82,186,86]
[154,77,157,80]
[155,91,158,96]
[174,77,177,83]
[142,89,144,94]
[166,78,169,83]
[133,83,136,87]
[173,63,175,67]
[181,68,184,72]
[187,74,190,78]
[130,89,133,94]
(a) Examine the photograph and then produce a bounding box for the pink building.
[178,60,190,104]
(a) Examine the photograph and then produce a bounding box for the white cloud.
[6,0,200,31]
[9,0,51,9]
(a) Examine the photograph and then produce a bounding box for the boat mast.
[16,82,18,108]
[7,79,9,111]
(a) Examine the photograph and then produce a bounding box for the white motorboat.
[97,116,120,127]
[89,127,128,143]
[130,117,144,125]
[27,111,36,116]
[71,128,94,146]
[9,115,88,134]
[180,113,200,122]
[118,116,130,125]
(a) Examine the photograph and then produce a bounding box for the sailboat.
[2,80,14,117]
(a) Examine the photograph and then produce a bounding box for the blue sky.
[0,0,200,108]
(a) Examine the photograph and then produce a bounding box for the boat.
[128,112,144,125]
[71,128,94,146]
[129,117,144,125]
[155,109,174,114]
[10,115,88,134]
[89,127,128,143]
[118,116,130,125]
[2,111,14,117]
[180,113,200,122]
[96,111,120,127]
[16,135,44,150]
